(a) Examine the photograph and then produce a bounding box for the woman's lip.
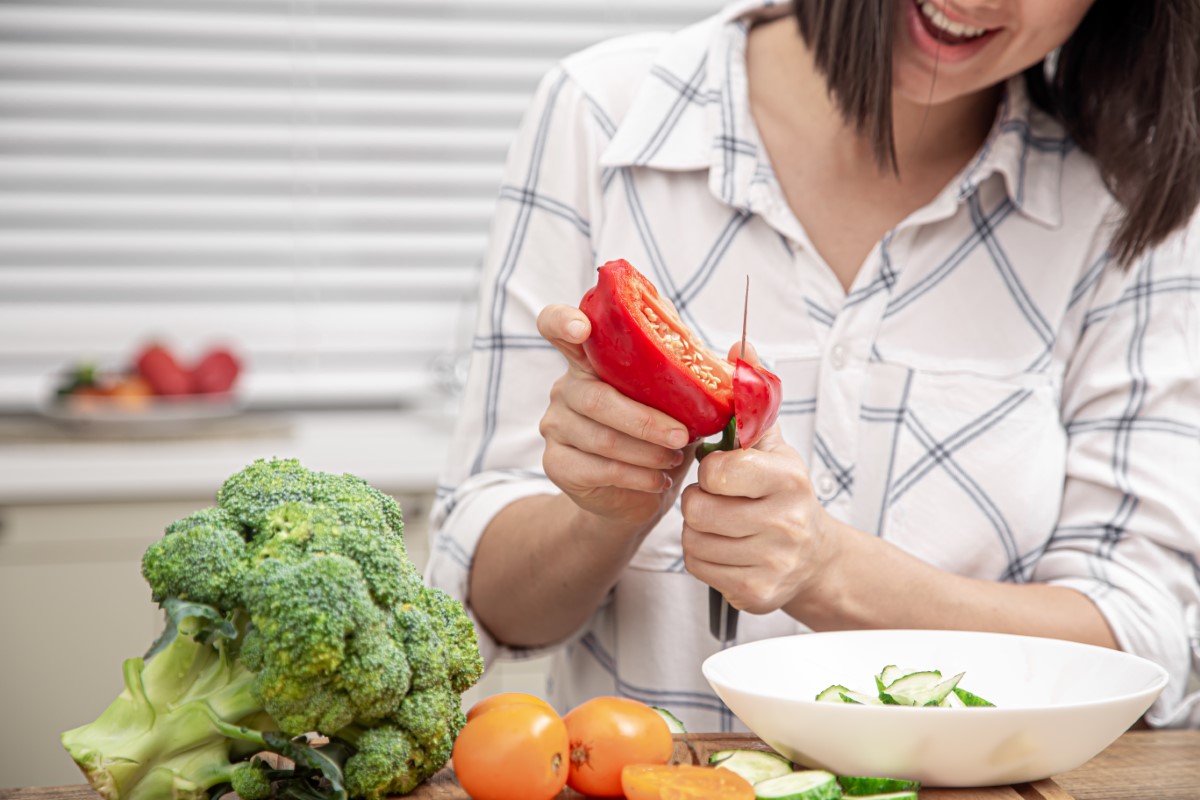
[904,0,1000,64]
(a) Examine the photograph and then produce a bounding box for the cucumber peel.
[815,684,853,703]
[951,686,995,707]
[651,706,687,733]
[838,775,921,796]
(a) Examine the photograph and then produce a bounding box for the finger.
[725,339,761,366]
[680,552,753,608]
[679,483,758,538]
[559,375,690,449]
[537,304,594,374]
[749,421,790,453]
[544,444,672,494]
[681,523,758,566]
[541,404,684,470]
[695,448,788,500]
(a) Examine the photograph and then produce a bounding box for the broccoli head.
[61,459,484,800]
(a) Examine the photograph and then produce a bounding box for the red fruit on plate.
[191,348,241,394]
[135,344,193,396]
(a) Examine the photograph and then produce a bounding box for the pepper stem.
[695,416,738,460]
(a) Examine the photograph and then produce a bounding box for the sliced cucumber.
[952,686,995,707]
[815,684,853,702]
[754,770,840,800]
[651,706,687,733]
[838,775,921,796]
[838,689,882,705]
[817,684,882,705]
[846,792,918,800]
[885,671,963,706]
[753,767,840,800]
[709,749,793,784]
[877,665,930,687]
[873,675,898,704]
[882,670,942,693]
[834,664,993,709]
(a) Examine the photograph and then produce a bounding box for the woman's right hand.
[536,304,695,534]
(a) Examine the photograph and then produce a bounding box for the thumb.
[726,339,761,367]
[751,422,791,454]
[537,303,597,376]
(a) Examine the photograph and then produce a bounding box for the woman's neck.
[748,17,1000,184]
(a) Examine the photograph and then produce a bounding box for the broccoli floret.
[230,760,273,800]
[341,725,431,800]
[61,459,483,800]
[141,508,247,608]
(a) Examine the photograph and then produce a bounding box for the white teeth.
[919,1,987,38]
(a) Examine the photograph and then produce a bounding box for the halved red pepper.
[578,259,781,446]
[580,260,734,440]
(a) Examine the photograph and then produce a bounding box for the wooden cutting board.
[407,733,1074,799]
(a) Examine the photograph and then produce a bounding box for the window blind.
[0,0,724,411]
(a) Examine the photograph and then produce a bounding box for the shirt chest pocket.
[863,363,1068,582]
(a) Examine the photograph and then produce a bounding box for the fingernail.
[667,429,688,448]
[671,450,684,467]
[566,320,587,340]
[663,473,674,490]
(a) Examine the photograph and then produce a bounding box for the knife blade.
[709,276,749,643]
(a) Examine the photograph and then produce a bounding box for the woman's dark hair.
[795,0,1200,266]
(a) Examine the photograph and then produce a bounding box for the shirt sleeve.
[424,65,609,665]
[1034,221,1200,727]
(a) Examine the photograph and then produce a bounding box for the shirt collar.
[599,0,1068,229]
[954,76,1068,228]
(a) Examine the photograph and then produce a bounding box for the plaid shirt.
[428,0,1200,730]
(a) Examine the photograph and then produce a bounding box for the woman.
[428,0,1200,731]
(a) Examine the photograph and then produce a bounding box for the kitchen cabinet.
[0,500,212,788]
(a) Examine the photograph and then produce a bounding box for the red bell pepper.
[732,358,782,449]
[580,259,734,440]
[191,348,241,394]
[578,259,781,446]
[135,343,192,396]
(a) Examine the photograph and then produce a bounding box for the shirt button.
[816,472,837,498]
[830,344,847,370]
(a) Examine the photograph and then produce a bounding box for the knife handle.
[708,585,739,642]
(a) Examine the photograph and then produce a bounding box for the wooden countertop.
[3,730,1196,800]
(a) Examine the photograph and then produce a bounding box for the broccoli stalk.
[61,614,272,800]
[61,459,485,800]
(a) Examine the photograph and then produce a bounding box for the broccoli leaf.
[145,598,238,659]
[263,732,351,800]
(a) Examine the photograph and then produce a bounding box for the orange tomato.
[622,764,693,800]
[563,697,673,797]
[452,703,569,800]
[622,764,754,800]
[466,691,556,722]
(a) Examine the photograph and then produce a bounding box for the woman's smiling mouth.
[904,0,1001,62]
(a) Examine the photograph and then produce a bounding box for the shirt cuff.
[1049,575,1200,727]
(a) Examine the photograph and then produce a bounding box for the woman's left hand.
[680,425,839,615]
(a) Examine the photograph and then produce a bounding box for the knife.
[708,277,749,643]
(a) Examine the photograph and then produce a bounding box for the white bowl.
[702,629,1167,787]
